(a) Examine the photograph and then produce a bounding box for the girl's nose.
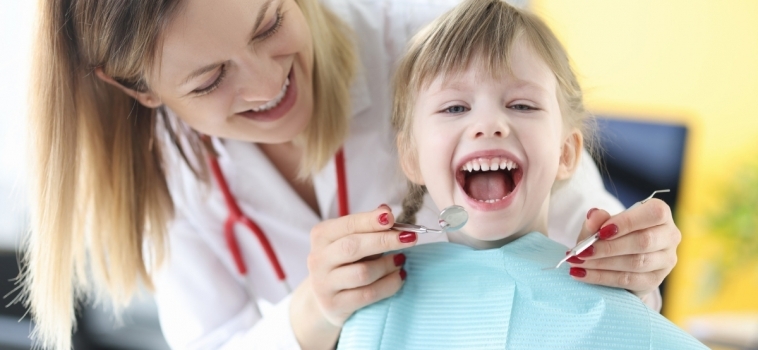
[472,112,510,139]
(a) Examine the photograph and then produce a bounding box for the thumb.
[576,208,611,243]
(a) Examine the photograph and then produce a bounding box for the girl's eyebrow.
[179,0,275,86]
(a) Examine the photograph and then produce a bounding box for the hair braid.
[397,182,427,225]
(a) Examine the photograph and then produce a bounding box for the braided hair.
[396,182,427,225]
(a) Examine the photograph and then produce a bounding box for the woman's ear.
[94,67,162,108]
[397,135,425,185]
[556,128,583,181]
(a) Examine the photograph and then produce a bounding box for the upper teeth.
[251,77,290,112]
[460,157,518,172]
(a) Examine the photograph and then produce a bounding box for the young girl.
[338,1,705,348]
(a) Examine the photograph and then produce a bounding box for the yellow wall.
[530,0,758,326]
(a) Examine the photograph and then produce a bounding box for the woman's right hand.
[307,204,417,327]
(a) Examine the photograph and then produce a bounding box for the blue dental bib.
[338,232,705,349]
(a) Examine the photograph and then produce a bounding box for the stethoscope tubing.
[207,140,349,296]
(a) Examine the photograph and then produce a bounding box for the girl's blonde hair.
[23,0,355,348]
[391,0,592,223]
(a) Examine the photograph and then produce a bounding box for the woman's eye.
[192,65,227,96]
[256,9,283,40]
[444,105,468,114]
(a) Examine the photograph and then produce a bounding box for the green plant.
[701,160,758,299]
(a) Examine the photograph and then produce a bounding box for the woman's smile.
[238,66,298,122]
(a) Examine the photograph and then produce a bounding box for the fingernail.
[576,245,595,258]
[569,267,587,278]
[399,231,417,243]
[400,269,407,281]
[393,253,406,266]
[586,208,598,219]
[378,203,390,210]
[598,224,619,240]
[566,256,584,264]
[379,213,389,226]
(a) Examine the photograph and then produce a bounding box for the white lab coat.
[153,0,659,349]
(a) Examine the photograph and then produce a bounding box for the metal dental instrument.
[543,189,671,271]
[392,205,468,234]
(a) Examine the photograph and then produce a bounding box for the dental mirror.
[438,205,468,232]
[392,205,468,234]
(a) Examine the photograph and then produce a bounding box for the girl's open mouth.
[456,156,523,207]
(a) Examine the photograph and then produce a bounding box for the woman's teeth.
[460,157,518,172]
[251,77,290,112]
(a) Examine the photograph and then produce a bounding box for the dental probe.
[543,189,670,270]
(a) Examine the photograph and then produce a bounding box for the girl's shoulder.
[340,232,708,349]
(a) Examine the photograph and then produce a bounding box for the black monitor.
[593,115,688,310]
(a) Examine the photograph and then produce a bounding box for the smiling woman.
[25,0,354,348]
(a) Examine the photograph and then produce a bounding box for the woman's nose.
[236,56,287,102]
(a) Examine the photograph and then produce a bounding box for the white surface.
[0,1,34,251]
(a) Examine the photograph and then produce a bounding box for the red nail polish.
[379,213,389,225]
[566,256,584,264]
[598,224,619,240]
[400,269,407,281]
[393,253,406,266]
[569,267,587,278]
[576,245,595,258]
[586,208,598,219]
[399,231,417,243]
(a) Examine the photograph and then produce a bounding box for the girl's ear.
[556,128,583,181]
[94,67,162,108]
[397,135,425,185]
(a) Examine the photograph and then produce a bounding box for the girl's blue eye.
[444,105,468,114]
[510,104,534,111]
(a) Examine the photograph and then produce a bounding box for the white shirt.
[153,1,657,349]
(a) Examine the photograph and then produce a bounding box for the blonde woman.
[26,0,682,349]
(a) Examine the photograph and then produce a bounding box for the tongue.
[465,171,513,201]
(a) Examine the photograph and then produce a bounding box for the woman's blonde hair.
[391,0,592,223]
[23,0,355,348]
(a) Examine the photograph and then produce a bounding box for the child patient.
[338,1,706,349]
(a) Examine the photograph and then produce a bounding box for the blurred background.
[1,0,757,349]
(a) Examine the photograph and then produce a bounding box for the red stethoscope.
[206,138,350,295]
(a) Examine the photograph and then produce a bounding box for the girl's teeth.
[461,158,519,173]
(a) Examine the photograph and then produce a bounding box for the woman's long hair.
[23,0,355,348]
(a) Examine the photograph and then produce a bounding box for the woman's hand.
[291,205,416,348]
[568,199,681,302]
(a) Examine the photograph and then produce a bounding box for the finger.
[329,253,405,291]
[321,230,418,267]
[568,250,674,273]
[576,208,611,242]
[584,225,680,259]
[311,205,396,248]
[569,267,668,294]
[596,198,673,241]
[331,268,406,320]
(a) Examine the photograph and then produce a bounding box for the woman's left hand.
[568,199,681,301]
